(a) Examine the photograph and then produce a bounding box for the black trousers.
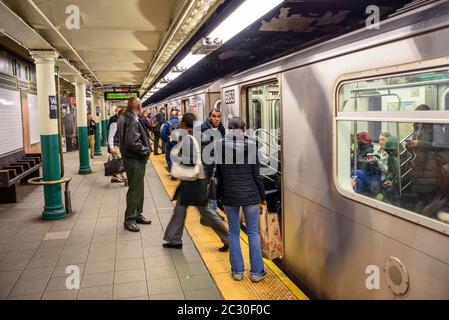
[153,131,165,154]
[123,157,146,225]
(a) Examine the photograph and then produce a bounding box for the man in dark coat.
[153,108,166,155]
[118,97,152,232]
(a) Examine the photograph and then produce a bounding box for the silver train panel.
[279,28,449,299]
[216,6,449,298]
[283,190,449,299]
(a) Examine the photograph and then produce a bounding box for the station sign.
[104,91,139,101]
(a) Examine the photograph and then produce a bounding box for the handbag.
[104,155,126,176]
[259,205,283,260]
[170,135,206,181]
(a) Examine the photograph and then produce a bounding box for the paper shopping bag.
[259,205,283,260]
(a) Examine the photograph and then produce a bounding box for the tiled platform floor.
[0,148,221,300]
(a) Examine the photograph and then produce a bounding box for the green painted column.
[75,80,92,174]
[102,120,108,146]
[93,95,102,156]
[100,97,108,147]
[31,51,66,220]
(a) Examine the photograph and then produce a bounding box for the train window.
[0,51,14,76]
[337,68,449,231]
[339,69,449,112]
[445,92,449,110]
[251,98,262,130]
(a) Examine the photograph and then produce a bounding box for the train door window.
[245,80,282,225]
[181,99,188,114]
[336,67,449,233]
[445,92,449,110]
[250,98,263,130]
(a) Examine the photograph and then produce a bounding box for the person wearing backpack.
[162,109,180,174]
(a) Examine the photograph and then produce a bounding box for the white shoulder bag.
[170,135,206,181]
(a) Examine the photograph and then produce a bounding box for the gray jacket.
[118,109,151,161]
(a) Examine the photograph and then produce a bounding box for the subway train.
[148,1,449,299]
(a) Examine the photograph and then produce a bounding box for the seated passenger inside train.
[350,132,382,197]
[373,132,390,182]
[381,136,413,206]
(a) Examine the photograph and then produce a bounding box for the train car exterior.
[148,81,221,124]
[220,1,449,299]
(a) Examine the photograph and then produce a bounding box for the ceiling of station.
[0,0,223,87]
[144,0,432,105]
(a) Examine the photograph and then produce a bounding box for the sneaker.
[218,244,229,252]
[232,273,244,281]
[250,271,267,282]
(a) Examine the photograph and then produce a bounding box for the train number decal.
[224,89,235,104]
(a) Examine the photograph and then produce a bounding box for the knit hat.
[357,132,372,145]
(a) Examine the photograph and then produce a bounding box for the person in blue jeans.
[161,109,180,173]
[217,117,267,282]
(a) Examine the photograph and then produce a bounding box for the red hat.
[357,132,372,145]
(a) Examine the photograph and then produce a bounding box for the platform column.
[31,51,66,220]
[93,94,102,156]
[100,96,108,147]
[75,80,92,174]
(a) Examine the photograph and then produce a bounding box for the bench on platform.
[0,150,42,203]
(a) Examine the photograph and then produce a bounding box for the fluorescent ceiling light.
[152,0,283,95]
[177,53,206,70]
[208,0,284,43]
[165,71,181,81]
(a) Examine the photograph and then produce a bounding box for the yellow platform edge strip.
[150,155,309,300]
[221,209,309,301]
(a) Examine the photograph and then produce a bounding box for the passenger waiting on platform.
[139,108,152,136]
[153,107,166,155]
[196,108,227,227]
[161,109,180,175]
[108,108,127,185]
[87,113,96,159]
[163,113,229,251]
[118,97,152,232]
[217,117,267,282]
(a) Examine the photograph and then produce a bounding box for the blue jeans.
[165,142,174,171]
[351,169,381,195]
[224,205,265,276]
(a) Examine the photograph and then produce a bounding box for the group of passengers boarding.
[350,104,449,224]
[113,97,268,283]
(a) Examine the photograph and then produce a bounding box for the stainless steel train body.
[218,1,449,299]
[149,81,221,124]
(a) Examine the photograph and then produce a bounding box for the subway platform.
[0,148,307,300]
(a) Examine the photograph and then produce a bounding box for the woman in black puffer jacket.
[217,117,267,282]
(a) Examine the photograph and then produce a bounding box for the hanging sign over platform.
[104,91,139,101]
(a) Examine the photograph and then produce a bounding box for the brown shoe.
[111,177,123,183]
